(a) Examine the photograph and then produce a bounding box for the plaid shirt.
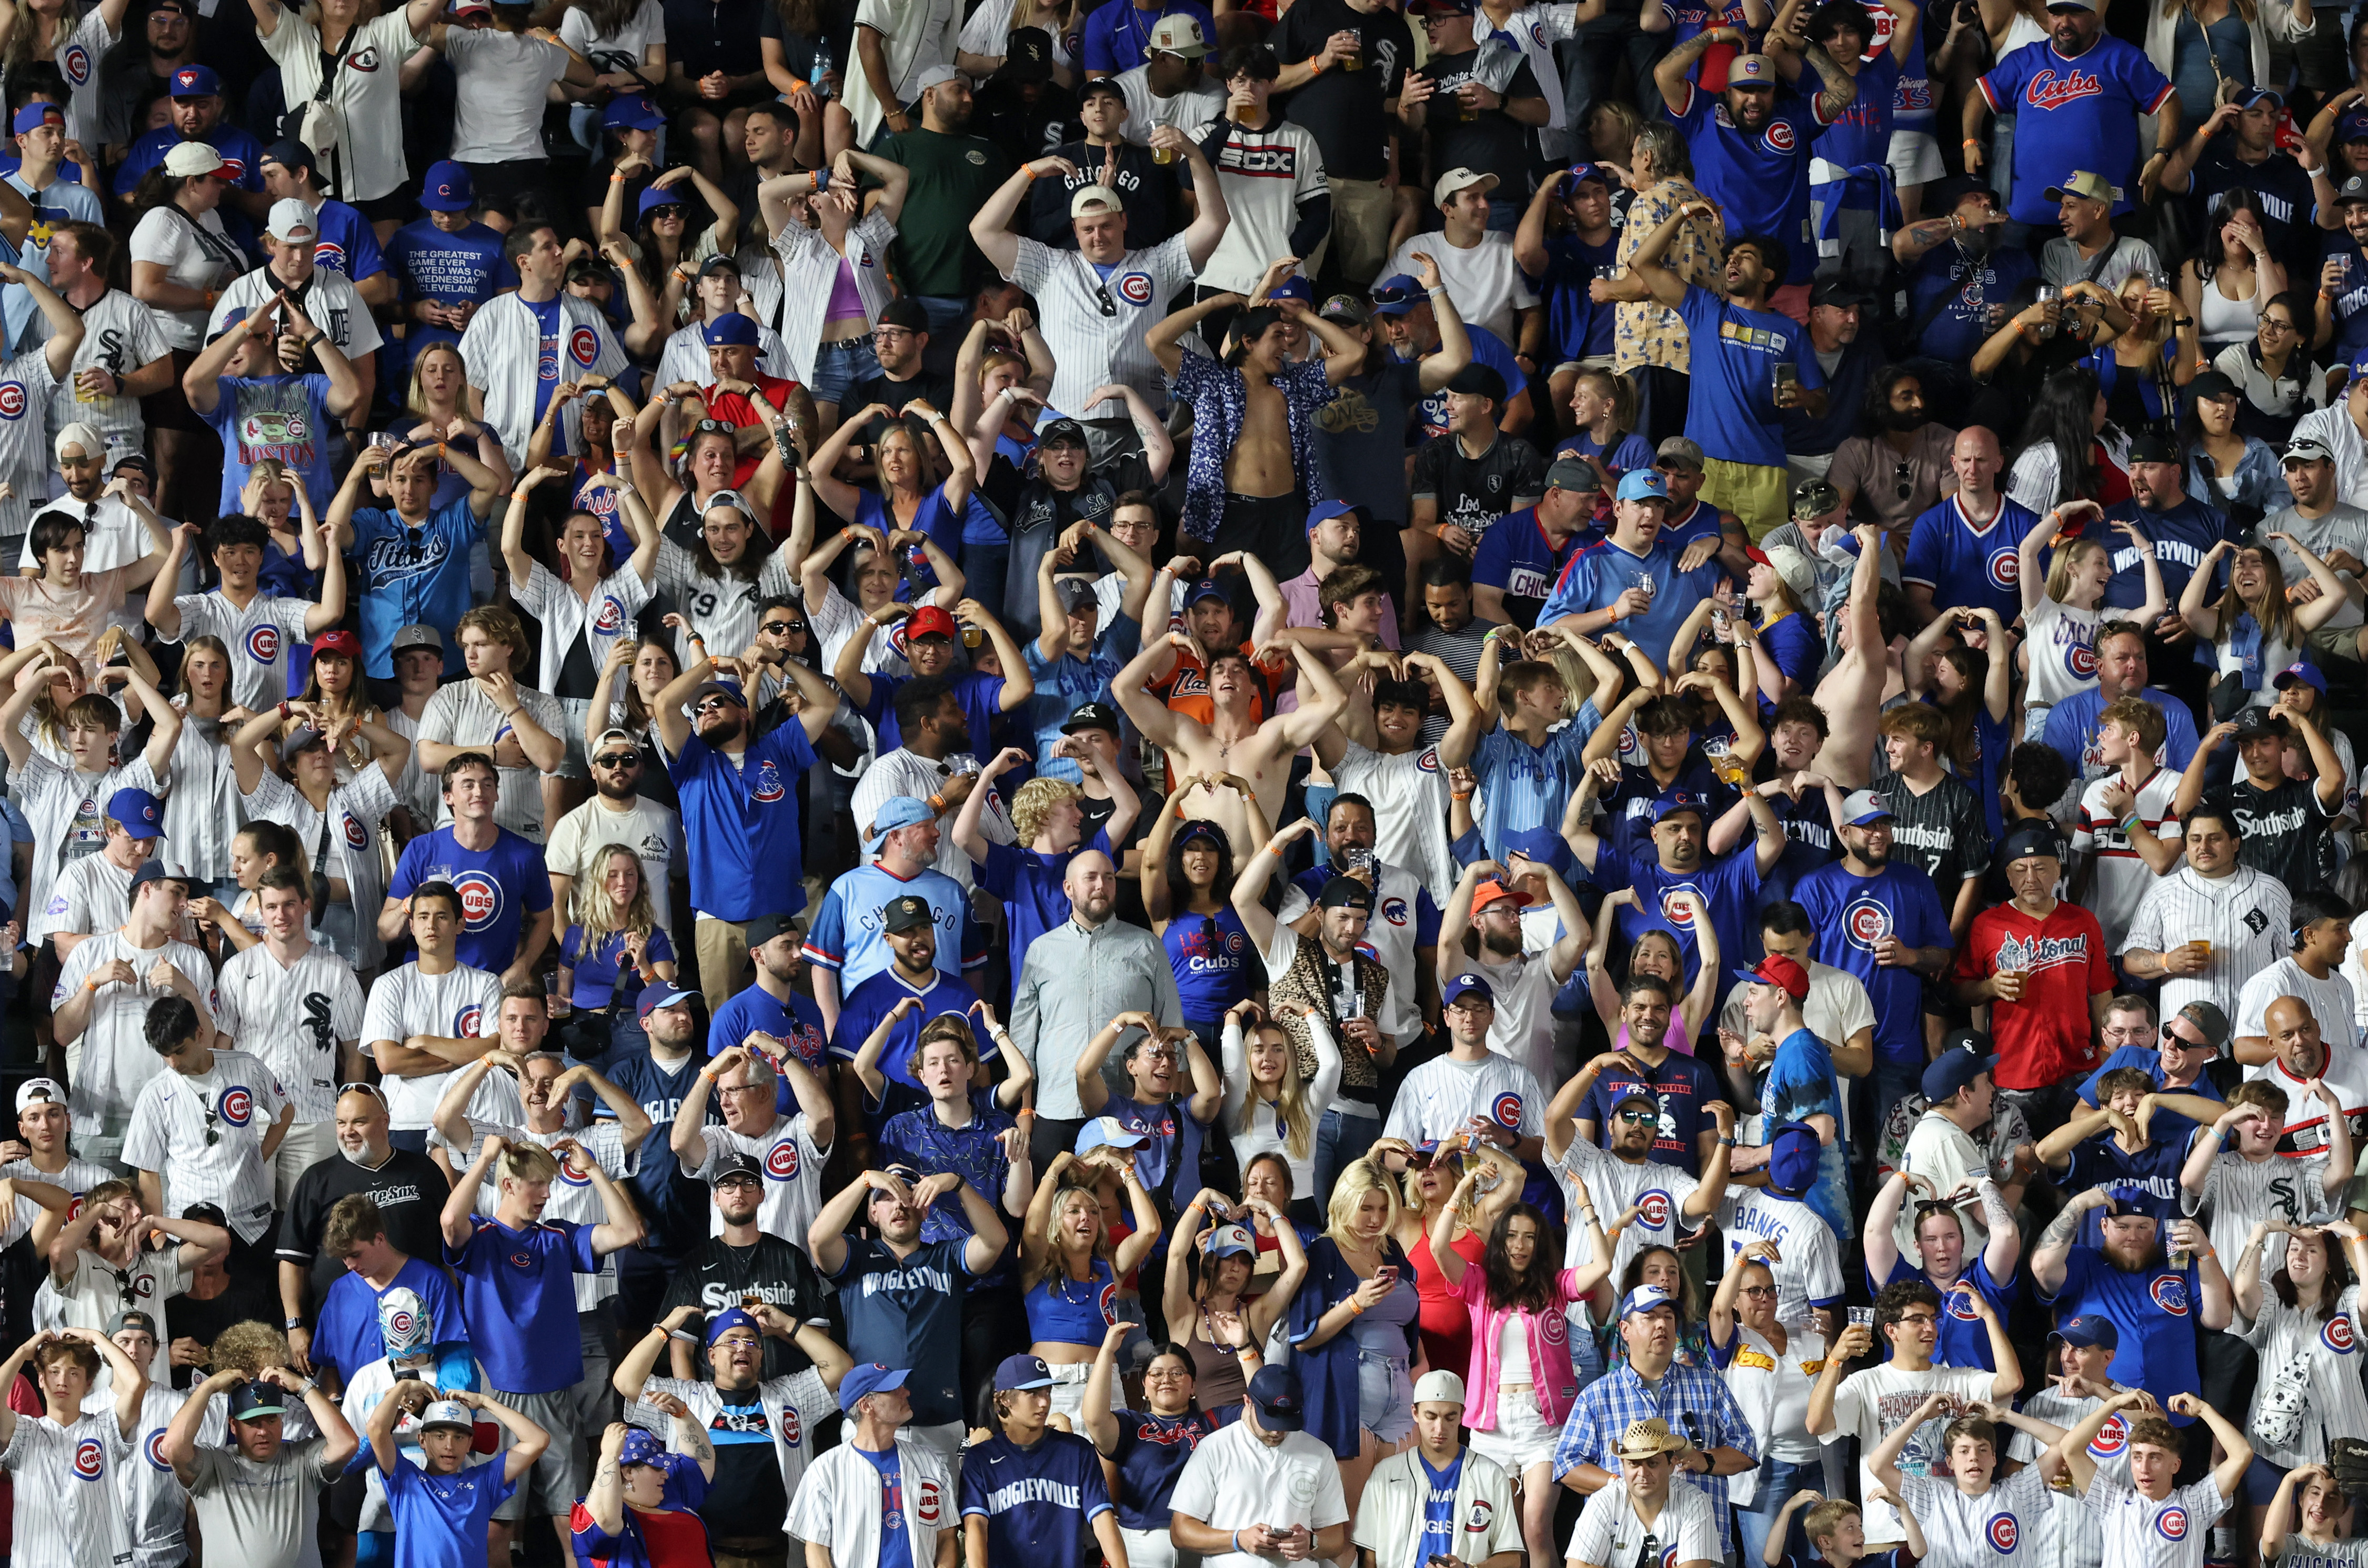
[1169,349,1335,543]
[1613,177,1725,375]
[1551,1357,1758,1560]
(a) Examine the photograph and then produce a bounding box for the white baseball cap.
[162,141,227,178]
[15,1078,64,1114]
[266,196,318,242]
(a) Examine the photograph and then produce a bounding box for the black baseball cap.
[1062,700,1121,736]
[882,894,935,934]
[877,296,928,332]
[710,1150,764,1185]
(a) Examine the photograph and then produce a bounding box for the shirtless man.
[1112,628,1350,859]
[1146,271,1361,580]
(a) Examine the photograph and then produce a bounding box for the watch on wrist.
[284,1316,305,1330]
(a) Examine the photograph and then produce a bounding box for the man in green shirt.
[880,66,1014,336]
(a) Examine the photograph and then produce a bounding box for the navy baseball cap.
[618,1429,668,1467]
[1443,971,1494,1007]
[1369,274,1425,315]
[837,1363,911,1414]
[1187,578,1230,607]
[228,1380,286,1421]
[1921,1040,1998,1102]
[168,63,220,97]
[637,985,699,1022]
[1248,1365,1306,1429]
[704,1307,759,1345]
[604,94,664,130]
[1647,789,1707,825]
[2050,1314,2120,1350]
[994,1353,1057,1392]
[2342,109,2368,143]
[128,861,187,896]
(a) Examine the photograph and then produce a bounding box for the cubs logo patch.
[1382,897,1409,927]
[1416,747,1441,773]
[1227,929,1246,954]
[1986,550,2018,591]
[1540,1309,1568,1345]
[344,813,368,849]
[246,624,281,663]
[2150,1274,2189,1315]
[1099,1282,1119,1324]
[593,597,626,635]
[571,326,599,366]
[1946,1289,1981,1320]
[765,1140,799,1180]
[453,871,503,930]
[2156,1506,2188,1542]
[557,1146,593,1186]
[1988,1514,2019,1554]
[916,1479,944,1525]
[349,45,381,70]
[1843,895,1893,950]
[2325,1315,2356,1353]
[2068,643,2099,679]
[782,1405,801,1444]
[1467,1498,1496,1531]
[73,1438,104,1479]
[1116,272,1155,306]
[145,1429,173,1471]
[1660,886,1702,928]
[1660,1546,1680,1568]
[752,762,785,803]
[2089,1414,2128,1458]
[456,1004,486,1038]
[1764,122,1797,153]
[62,44,91,85]
[510,1252,534,1269]
[1491,1092,1523,1127]
[1638,1189,1673,1228]
[218,1085,254,1127]
[0,383,25,420]
[385,1305,416,1340]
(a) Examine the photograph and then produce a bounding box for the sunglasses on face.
[761,620,806,635]
[1616,1108,1658,1124]
[2161,1023,2205,1049]
[594,752,641,768]
[694,697,735,714]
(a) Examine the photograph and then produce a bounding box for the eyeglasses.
[339,1081,387,1101]
[1894,459,1912,501]
[594,752,641,768]
[1738,1284,1777,1298]
[2161,1023,2206,1050]
[2261,316,2297,335]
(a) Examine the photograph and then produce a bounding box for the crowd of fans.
[0,0,2364,1566]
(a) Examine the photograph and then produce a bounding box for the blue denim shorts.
[809,334,882,408]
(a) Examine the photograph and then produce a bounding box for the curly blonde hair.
[1024,1183,1113,1292]
[1326,1157,1403,1247]
[1010,777,1082,846]
[575,845,662,949]
[211,1321,294,1377]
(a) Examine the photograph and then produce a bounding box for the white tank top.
[1499,1312,1532,1384]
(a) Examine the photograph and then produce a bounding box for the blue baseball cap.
[1271,275,1313,302]
[994,1353,1057,1392]
[2274,660,2327,694]
[1187,578,1230,607]
[419,159,473,212]
[704,1307,759,1346]
[107,788,164,837]
[1647,789,1707,824]
[1369,274,1424,315]
[2232,86,2284,110]
[1840,788,1895,826]
[636,984,699,1023]
[1076,1116,1149,1156]
[168,63,220,97]
[604,94,665,130]
[639,184,689,218]
[1921,1040,1998,1103]
[2349,348,2368,378]
[1617,1285,1679,1320]
[1306,498,1359,534]
[618,1429,668,1468]
[2050,1314,2120,1350]
[837,1362,911,1414]
[11,104,60,135]
[863,794,937,854]
[1615,468,1670,502]
[1767,1120,1821,1195]
[1443,971,1494,1007]
[1562,161,1611,192]
[2342,110,2368,143]
[702,311,761,348]
[1248,1365,1306,1429]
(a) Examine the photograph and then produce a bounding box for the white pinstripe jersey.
[213,941,368,1125]
[654,539,795,669]
[358,961,510,1131]
[417,678,568,845]
[0,352,58,540]
[166,590,314,712]
[2072,767,2181,953]
[2120,865,2291,1024]
[18,753,162,944]
[121,1048,289,1243]
[1006,233,1198,418]
[456,290,626,468]
[158,705,242,885]
[83,1381,188,1568]
[1381,1050,1546,1149]
[53,932,217,1151]
[0,1409,136,1568]
[244,756,405,971]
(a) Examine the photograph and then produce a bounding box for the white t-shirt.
[1821,1363,1998,1542]
[1168,1421,1351,1568]
[1564,1475,1723,1568]
[679,1115,829,1254]
[443,29,570,164]
[559,0,663,76]
[2236,960,2361,1055]
[1113,65,1222,147]
[545,795,684,936]
[128,205,246,351]
[1382,230,1540,346]
[2024,595,2103,711]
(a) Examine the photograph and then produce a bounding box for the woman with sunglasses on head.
[1370,1134,1488,1388]
[1162,1193,1307,1425]
[1023,1148,1163,1418]
[1863,1165,2021,1370]
[1432,1148,1610,1568]
[1711,1240,1832,1568]
[1080,1321,1222,1568]
[1143,797,1260,1051]
[1220,998,1337,1225]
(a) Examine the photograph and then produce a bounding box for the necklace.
[1122,0,1174,59]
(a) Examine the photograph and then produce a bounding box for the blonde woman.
[239,460,328,599]
[1288,1156,1424,1525]
[2092,273,2205,431]
[1021,1149,1161,1418]
[1160,1184,1307,1424]
[1,0,129,147]
[2015,499,2164,738]
[1373,1133,1491,1384]
[558,845,676,1053]
[1221,997,1338,1212]
[246,0,449,226]
[2180,534,2351,712]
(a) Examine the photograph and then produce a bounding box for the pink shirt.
[1452,1261,1589,1432]
[0,567,133,678]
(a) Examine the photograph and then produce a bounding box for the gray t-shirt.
[2262,502,2368,630]
[187,1435,336,1568]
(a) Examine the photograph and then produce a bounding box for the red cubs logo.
[2151,1274,2189,1315]
[456,1004,486,1038]
[246,624,281,663]
[0,383,26,420]
[62,44,91,84]
[1116,273,1155,306]
[315,242,349,274]
[1099,1283,1119,1325]
[2025,68,2104,110]
[72,1439,103,1480]
[915,1479,944,1526]
[1382,897,1409,927]
[1986,550,2018,591]
[2325,1315,2356,1354]
[1638,1189,1673,1228]
[752,762,785,803]
[1946,1289,1982,1321]
[219,1085,254,1127]
[1416,747,1441,773]
[66,1195,84,1221]
[1660,1546,1680,1568]
[2068,642,2099,679]
[1491,1092,1523,1127]
[344,813,368,849]
[1843,895,1893,951]
[765,1141,799,1180]
[593,597,626,635]
[2156,1506,2189,1542]
[2089,1413,2128,1458]
[1988,1514,2019,1554]
[782,1405,801,1444]
[453,871,502,929]
[557,1147,593,1185]
[145,1429,173,1471]
[1763,122,1797,153]
[570,327,599,366]
[1660,887,1701,928]
[349,45,382,71]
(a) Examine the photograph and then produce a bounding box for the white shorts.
[1468,1388,1561,1475]
[1122,1523,1198,1568]
[1043,1358,1125,1420]
[1887,128,1946,186]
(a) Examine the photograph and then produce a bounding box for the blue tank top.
[1164,906,1256,1021]
[1025,1258,1117,1346]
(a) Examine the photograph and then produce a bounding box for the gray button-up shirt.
[1010,914,1183,1120]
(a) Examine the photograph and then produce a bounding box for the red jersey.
[1950,899,2114,1090]
[702,374,804,533]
